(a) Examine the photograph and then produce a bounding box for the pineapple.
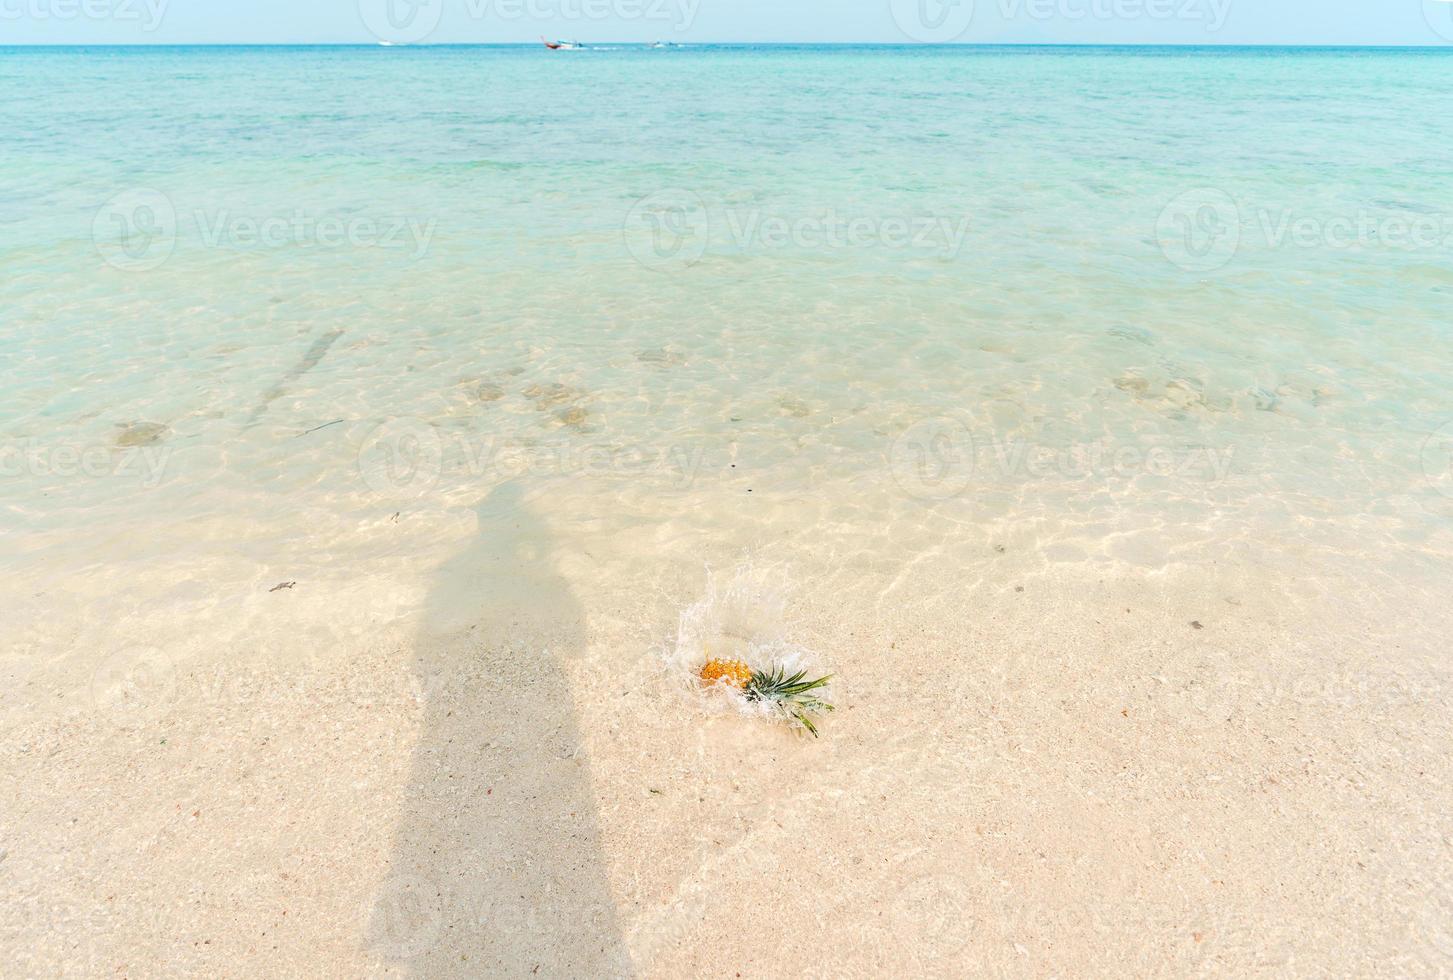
[699,657,835,737]
[700,658,753,690]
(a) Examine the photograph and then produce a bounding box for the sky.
[1,0,1451,46]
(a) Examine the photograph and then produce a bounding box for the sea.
[2,44,1451,698]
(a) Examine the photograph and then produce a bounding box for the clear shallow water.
[2,46,1452,659]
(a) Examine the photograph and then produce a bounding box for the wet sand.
[4,506,1450,977]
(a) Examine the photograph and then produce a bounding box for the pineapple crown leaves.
[745,665,835,738]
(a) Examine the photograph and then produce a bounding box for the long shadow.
[371,480,631,977]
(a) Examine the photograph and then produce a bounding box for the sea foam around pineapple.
[663,566,837,736]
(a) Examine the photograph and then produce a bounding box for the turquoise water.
[3,46,1452,654]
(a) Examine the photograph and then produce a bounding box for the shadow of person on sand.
[369,480,631,977]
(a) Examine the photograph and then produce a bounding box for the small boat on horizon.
[541,36,586,51]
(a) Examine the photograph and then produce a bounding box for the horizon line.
[2,41,1451,48]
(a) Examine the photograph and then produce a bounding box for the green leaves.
[746,666,836,738]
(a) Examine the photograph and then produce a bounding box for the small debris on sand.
[269,582,297,593]
[115,422,168,448]
[299,419,344,437]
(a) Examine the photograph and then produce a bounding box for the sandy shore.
[4,501,1450,977]
[8,38,1453,979]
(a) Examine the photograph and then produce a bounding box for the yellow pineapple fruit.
[698,654,835,737]
[699,658,752,690]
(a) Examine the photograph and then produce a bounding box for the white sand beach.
[5,39,1453,979]
[5,479,1450,976]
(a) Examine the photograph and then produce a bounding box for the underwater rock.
[554,405,590,430]
[1163,379,1205,411]
[637,347,686,368]
[522,380,592,429]
[523,382,584,409]
[1115,373,1224,413]
[1108,325,1155,346]
[1114,374,1152,397]
[778,396,811,418]
[474,382,505,403]
[1251,387,1280,412]
[115,422,167,447]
